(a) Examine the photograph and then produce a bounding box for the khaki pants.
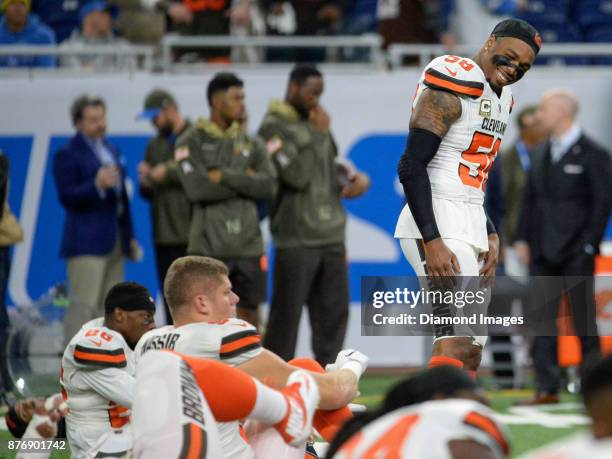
[64,240,124,345]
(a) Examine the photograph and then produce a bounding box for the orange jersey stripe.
[464,411,509,455]
[424,73,484,97]
[188,423,203,459]
[74,349,127,364]
[220,335,261,355]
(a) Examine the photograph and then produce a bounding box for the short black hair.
[104,281,156,317]
[206,72,243,106]
[289,64,322,86]
[382,366,477,411]
[582,355,612,407]
[71,94,105,126]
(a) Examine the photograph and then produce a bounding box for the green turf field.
[0,374,587,458]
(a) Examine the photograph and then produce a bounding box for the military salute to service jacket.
[258,100,346,249]
[140,121,192,246]
[175,119,277,259]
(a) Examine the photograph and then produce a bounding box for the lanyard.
[515,141,530,172]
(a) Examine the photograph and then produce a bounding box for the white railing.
[1,39,611,74]
[387,43,612,68]
[0,44,156,72]
[160,34,385,71]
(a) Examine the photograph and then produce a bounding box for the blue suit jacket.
[53,132,134,258]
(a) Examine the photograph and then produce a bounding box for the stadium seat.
[573,0,612,26]
[584,25,612,64]
[516,0,570,25]
[530,23,589,65]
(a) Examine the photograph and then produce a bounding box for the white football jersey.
[61,318,135,459]
[395,55,513,252]
[333,399,509,459]
[132,351,223,459]
[134,319,263,459]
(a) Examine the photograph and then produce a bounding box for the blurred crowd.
[1,0,611,68]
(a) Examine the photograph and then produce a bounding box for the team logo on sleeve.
[266,137,283,155]
[175,146,190,161]
[479,99,492,117]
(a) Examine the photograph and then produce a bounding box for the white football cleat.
[275,370,320,447]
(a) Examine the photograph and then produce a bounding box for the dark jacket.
[0,153,8,219]
[0,14,57,68]
[176,118,277,258]
[516,133,612,264]
[32,0,84,43]
[53,132,134,258]
[258,100,346,249]
[140,122,192,246]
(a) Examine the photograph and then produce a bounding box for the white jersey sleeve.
[65,318,129,370]
[137,319,263,366]
[71,367,134,408]
[217,319,263,365]
[420,55,486,100]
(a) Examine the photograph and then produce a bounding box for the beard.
[158,123,173,138]
[288,97,311,119]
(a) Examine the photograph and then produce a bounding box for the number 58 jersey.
[395,55,513,252]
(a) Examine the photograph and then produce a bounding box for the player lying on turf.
[519,355,612,459]
[135,255,368,458]
[395,18,541,377]
[325,366,509,459]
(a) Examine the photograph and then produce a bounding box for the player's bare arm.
[409,87,461,137]
[401,88,462,285]
[237,350,359,410]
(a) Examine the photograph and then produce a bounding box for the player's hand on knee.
[326,349,369,379]
[479,233,499,286]
[424,238,461,289]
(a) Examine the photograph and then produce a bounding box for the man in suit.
[501,105,547,249]
[53,94,140,345]
[514,89,612,404]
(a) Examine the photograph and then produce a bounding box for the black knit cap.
[491,19,542,55]
[104,281,156,314]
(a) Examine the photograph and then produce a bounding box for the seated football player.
[326,365,509,459]
[61,282,157,459]
[5,393,69,459]
[135,256,368,458]
[131,350,320,459]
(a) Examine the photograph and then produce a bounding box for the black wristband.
[397,128,443,242]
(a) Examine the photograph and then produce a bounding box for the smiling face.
[479,36,536,91]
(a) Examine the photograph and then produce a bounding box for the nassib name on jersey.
[140,333,180,354]
[481,118,507,135]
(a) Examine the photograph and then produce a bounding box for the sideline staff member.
[258,64,370,365]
